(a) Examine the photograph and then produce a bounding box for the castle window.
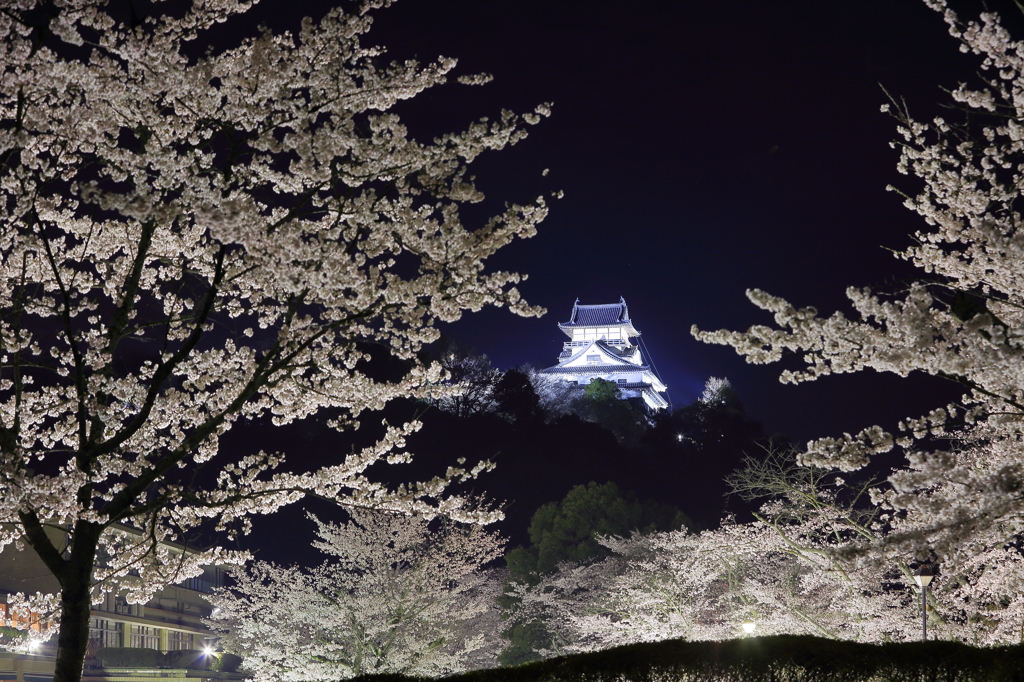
[586,354,600,363]
[617,379,627,384]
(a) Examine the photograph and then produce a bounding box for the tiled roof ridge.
[559,296,631,328]
[542,365,653,374]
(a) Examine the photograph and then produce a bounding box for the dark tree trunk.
[51,524,102,682]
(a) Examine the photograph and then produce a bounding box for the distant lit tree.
[525,367,580,421]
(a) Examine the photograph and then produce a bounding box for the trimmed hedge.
[95,648,237,672]
[95,647,167,669]
[352,635,1024,682]
[165,649,210,670]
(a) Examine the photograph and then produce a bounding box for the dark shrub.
[95,647,166,668]
[213,653,243,673]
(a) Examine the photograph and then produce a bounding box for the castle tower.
[540,297,668,411]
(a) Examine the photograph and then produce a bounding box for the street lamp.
[912,564,935,640]
[741,620,756,635]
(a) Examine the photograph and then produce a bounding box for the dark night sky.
[354,0,1005,443]
[228,0,1024,559]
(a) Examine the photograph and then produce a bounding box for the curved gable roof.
[556,339,637,368]
[559,296,630,328]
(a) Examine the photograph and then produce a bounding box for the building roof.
[543,365,652,375]
[553,339,640,368]
[558,297,631,328]
[559,343,639,361]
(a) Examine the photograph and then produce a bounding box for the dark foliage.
[95,648,169,669]
[505,481,691,584]
[500,482,690,666]
[95,648,228,671]
[493,368,543,425]
[351,635,1024,682]
[576,379,647,447]
[213,653,244,673]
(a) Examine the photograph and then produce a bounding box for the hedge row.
[94,648,243,672]
[354,635,1024,682]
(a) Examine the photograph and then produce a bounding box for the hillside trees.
[504,482,691,584]
[207,512,505,680]
[0,2,550,680]
[692,0,1024,569]
[499,482,690,665]
[509,442,1024,651]
[492,368,543,425]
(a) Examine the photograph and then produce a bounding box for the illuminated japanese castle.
[541,297,668,411]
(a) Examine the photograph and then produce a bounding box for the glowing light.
[741,621,756,634]
[27,641,39,652]
[203,647,215,656]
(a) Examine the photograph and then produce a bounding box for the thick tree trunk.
[51,525,102,682]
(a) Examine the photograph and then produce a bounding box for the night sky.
[347,0,1009,443]
[229,0,1023,559]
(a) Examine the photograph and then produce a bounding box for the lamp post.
[912,564,935,640]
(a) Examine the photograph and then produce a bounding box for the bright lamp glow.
[203,646,214,656]
[741,621,756,634]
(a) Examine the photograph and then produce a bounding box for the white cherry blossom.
[0,2,548,680]
[692,0,1024,582]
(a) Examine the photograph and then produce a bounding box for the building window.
[180,567,223,594]
[617,379,627,384]
[113,597,136,616]
[586,354,600,363]
[129,625,159,649]
[89,618,121,649]
[167,631,194,651]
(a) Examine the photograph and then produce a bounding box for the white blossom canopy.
[0,0,550,645]
[692,0,1024,566]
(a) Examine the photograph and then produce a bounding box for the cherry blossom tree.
[0,1,551,680]
[506,502,912,653]
[692,0,1024,579]
[207,511,505,680]
[510,444,1024,650]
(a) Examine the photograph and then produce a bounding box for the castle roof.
[541,339,666,392]
[556,339,639,367]
[543,365,651,375]
[558,297,631,328]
